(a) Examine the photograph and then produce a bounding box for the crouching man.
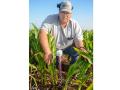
[39,1,86,65]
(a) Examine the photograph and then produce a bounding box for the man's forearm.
[75,39,84,49]
[39,30,51,53]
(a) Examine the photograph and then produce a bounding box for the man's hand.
[79,47,87,53]
[44,51,53,65]
[61,55,68,63]
[74,39,87,53]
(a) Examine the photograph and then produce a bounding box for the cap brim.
[60,9,72,13]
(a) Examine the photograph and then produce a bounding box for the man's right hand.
[44,51,53,65]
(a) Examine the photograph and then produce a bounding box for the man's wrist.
[44,49,52,54]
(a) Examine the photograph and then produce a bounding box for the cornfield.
[29,24,93,90]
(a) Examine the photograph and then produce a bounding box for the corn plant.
[29,24,58,89]
[47,30,58,85]
[29,63,38,90]
[64,30,93,90]
[86,82,93,90]
[29,24,93,90]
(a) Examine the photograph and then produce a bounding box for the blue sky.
[29,0,93,30]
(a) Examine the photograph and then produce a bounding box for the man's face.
[59,11,72,24]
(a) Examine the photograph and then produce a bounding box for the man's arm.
[39,30,51,53]
[39,30,52,65]
[73,21,87,52]
[75,39,84,48]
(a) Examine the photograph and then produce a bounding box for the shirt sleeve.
[40,16,52,34]
[74,21,83,41]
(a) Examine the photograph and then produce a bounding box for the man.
[39,1,86,65]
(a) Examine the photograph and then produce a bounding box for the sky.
[29,0,93,30]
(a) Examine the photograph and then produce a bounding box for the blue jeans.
[56,46,79,65]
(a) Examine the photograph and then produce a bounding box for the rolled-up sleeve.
[40,16,52,34]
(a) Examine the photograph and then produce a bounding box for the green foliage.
[29,24,93,90]
[29,24,57,89]
[83,30,93,52]
[64,30,93,90]
[87,83,93,90]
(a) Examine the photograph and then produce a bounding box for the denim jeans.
[56,46,79,66]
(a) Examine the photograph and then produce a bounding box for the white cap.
[59,1,73,13]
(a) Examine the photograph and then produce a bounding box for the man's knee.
[63,46,79,64]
